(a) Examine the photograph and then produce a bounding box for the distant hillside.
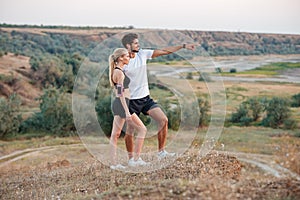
[1,25,300,56]
[0,25,300,105]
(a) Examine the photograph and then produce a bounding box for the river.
[148,54,300,83]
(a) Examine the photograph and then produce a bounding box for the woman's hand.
[126,114,133,124]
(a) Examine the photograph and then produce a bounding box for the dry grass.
[1,143,299,200]
[0,53,42,106]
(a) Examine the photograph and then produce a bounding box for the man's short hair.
[122,33,138,48]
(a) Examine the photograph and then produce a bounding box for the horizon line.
[0,22,299,36]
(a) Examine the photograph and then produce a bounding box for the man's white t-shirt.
[124,49,154,100]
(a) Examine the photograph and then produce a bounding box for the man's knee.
[139,126,147,138]
[125,133,134,140]
[126,125,134,133]
[161,115,168,127]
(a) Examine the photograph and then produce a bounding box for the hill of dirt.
[0,53,41,106]
[1,145,299,199]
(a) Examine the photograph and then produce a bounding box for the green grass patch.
[149,60,191,67]
[222,62,300,76]
[215,126,299,154]
[149,84,173,99]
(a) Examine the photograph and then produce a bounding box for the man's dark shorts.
[129,95,159,116]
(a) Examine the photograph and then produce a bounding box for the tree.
[230,97,264,126]
[0,93,22,138]
[291,93,300,107]
[248,97,264,121]
[262,97,292,128]
[198,98,210,127]
[21,87,75,135]
[95,95,114,137]
[186,72,193,79]
[230,103,252,126]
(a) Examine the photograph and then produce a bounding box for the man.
[122,33,196,162]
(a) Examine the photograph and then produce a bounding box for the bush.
[230,103,249,124]
[230,97,264,126]
[261,97,291,128]
[0,93,22,138]
[198,72,212,82]
[231,96,295,129]
[167,105,181,131]
[157,98,181,131]
[291,93,300,107]
[95,95,114,137]
[186,72,193,79]
[198,98,210,127]
[248,97,264,121]
[21,87,75,136]
[283,118,297,130]
[229,68,237,73]
[215,67,223,73]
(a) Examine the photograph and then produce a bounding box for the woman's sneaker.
[110,164,126,170]
[128,157,148,167]
[157,150,176,160]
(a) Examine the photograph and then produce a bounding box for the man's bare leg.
[148,107,168,152]
[125,124,134,159]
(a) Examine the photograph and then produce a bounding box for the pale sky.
[1,0,299,34]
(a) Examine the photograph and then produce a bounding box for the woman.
[108,48,147,170]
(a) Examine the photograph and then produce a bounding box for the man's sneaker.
[128,157,148,167]
[157,150,176,159]
[110,164,126,170]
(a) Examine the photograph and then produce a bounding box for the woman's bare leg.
[110,116,125,165]
[130,113,147,160]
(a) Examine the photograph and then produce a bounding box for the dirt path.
[225,151,300,181]
[0,144,83,167]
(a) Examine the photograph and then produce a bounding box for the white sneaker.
[128,157,148,167]
[110,164,126,170]
[157,150,176,159]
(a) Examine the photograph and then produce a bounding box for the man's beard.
[132,49,139,53]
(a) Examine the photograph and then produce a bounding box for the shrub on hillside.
[198,98,210,127]
[229,68,237,73]
[95,95,114,137]
[230,103,253,126]
[291,93,300,107]
[186,72,193,79]
[261,97,292,129]
[230,97,263,126]
[0,93,22,138]
[21,87,75,136]
[230,97,295,129]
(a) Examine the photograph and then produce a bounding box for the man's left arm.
[151,44,196,58]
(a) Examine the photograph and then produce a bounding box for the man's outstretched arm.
[151,44,197,58]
